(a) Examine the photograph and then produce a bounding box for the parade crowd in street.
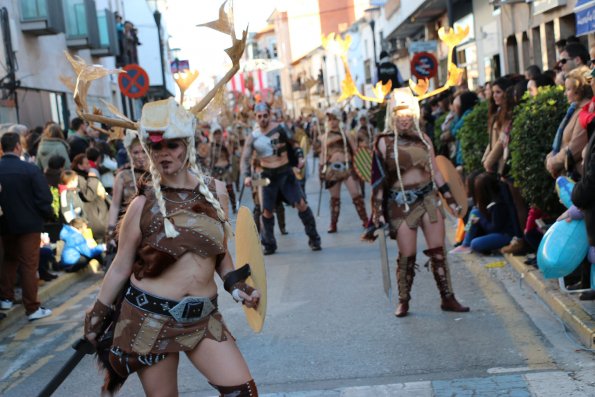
[0,32,594,396]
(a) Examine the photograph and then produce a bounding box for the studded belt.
[125,284,218,324]
[389,183,434,206]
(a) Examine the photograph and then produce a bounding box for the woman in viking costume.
[106,130,148,244]
[366,88,469,318]
[318,107,367,233]
[85,98,260,396]
[208,121,237,213]
[71,6,261,395]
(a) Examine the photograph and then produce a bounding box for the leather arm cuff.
[438,183,451,195]
[294,147,304,159]
[223,264,251,293]
[84,299,113,340]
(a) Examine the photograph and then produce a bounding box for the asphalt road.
[0,168,593,396]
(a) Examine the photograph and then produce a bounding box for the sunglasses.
[149,140,182,151]
[256,114,269,119]
[559,58,568,64]
[589,59,595,67]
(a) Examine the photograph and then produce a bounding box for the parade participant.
[106,130,148,239]
[84,98,260,396]
[365,88,469,317]
[208,122,237,213]
[350,109,375,151]
[318,107,367,233]
[250,156,288,235]
[241,102,321,255]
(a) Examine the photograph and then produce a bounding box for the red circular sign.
[118,64,150,99]
[410,52,438,80]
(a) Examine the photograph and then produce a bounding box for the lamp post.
[150,1,167,98]
[365,7,381,69]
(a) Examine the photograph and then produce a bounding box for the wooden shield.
[435,155,468,218]
[235,206,267,333]
[353,147,373,183]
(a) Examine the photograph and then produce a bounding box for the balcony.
[63,0,100,49]
[20,0,65,35]
[91,9,119,57]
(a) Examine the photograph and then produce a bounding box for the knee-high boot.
[261,215,277,255]
[226,184,237,213]
[352,195,368,227]
[210,379,258,397]
[423,246,470,312]
[328,197,340,233]
[298,207,321,251]
[395,254,416,317]
[253,205,261,233]
[276,201,287,234]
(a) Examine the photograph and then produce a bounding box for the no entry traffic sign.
[118,64,150,99]
[410,52,438,80]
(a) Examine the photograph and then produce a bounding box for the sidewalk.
[0,263,100,333]
[503,253,595,350]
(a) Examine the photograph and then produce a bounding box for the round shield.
[353,147,373,183]
[235,206,267,332]
[435,155,468,218]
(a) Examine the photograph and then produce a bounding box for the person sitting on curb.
[450,172,515,254]
[59,218,105,272]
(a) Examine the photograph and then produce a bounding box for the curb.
[504,253,595,349]
[0,266,98,333]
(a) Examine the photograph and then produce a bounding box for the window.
[20,0,47,20]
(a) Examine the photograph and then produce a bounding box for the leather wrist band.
[438,183,451,195]
[223,264,251,293]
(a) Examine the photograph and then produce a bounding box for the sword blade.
[37,339,95,397]
[374,225,392,302]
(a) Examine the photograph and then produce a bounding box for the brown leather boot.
[395,254,416,317]
[352,195,368,227]
[328,197,340,233]
[441,295,470,312]
[424,246,470,313]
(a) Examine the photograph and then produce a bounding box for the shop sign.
[533,0,567,15]
[576,5,595,36]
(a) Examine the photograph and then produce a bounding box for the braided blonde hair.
[187,136,234,240]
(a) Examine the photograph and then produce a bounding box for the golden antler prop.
[174,69,200,103]
[190,1,247,116]
[408,24,468,101]
[65,51,138,130]
[322,33,391,104]
[59,75,76,93]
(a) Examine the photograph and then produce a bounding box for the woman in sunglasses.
[364,88,469,318]
[318,107,368,233]
[84,98,260,396]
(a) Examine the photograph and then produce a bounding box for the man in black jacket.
[0,132,54,320]
[377,50,403,89]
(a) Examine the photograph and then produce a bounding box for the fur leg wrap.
[423,246,454,298]
[352,195,368,226]
[397,254,417,302]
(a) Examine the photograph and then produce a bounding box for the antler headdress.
[65,1,247,239]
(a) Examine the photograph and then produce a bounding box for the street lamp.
[365,7,381,68]
[149,0,167,98]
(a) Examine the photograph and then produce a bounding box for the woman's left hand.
[239,289,261,309]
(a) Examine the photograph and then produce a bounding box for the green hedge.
[459,100,489,173]
[509,86,567,214]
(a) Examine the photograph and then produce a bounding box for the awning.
[575,0,595,36]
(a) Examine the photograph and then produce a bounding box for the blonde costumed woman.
[318,107,368,233]
[363,88,469,318]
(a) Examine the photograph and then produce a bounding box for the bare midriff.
[131,252,218,300]
[396,167,432,190]
[258,152,289,169]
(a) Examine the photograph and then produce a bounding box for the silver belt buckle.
[168,296,215,323]
[394,191,417,206]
